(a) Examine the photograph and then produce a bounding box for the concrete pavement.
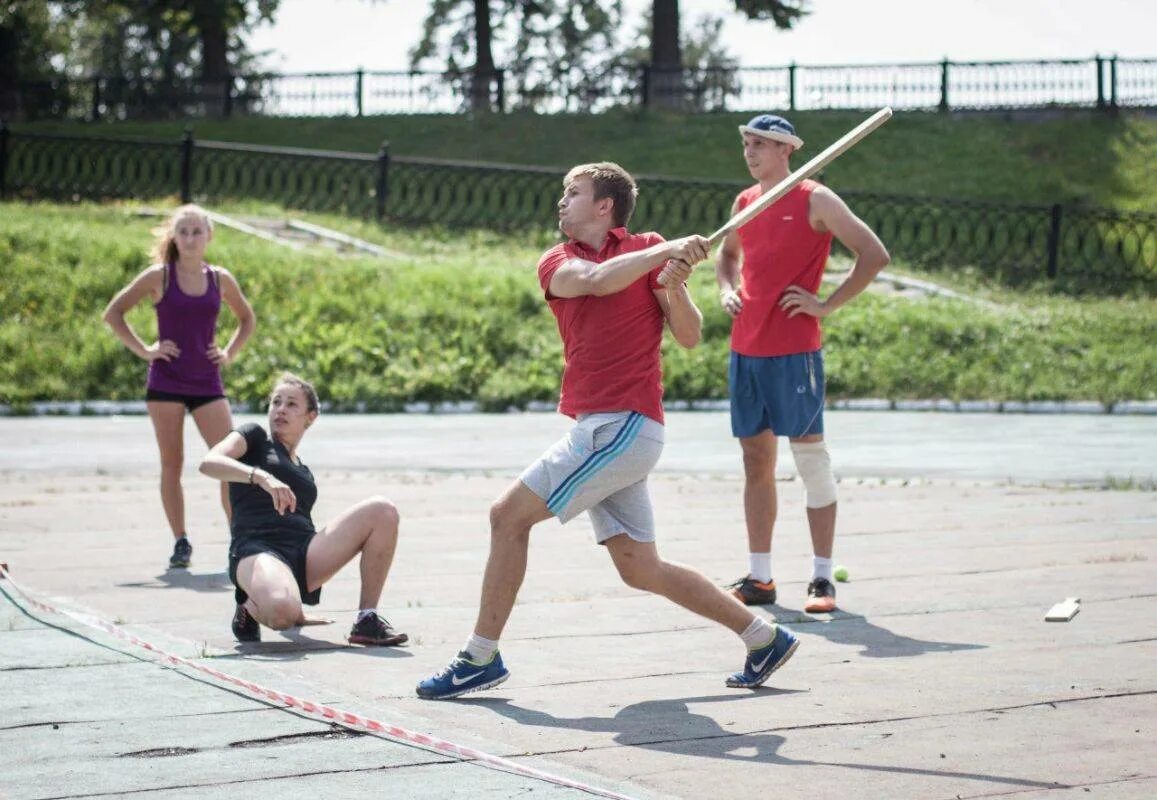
[2,409,1155,482]
[1,413,1154,798]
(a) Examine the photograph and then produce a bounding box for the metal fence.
[3,56,1154,119]
[2,126,1153,294]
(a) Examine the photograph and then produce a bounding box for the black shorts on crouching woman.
[228,529,321,607]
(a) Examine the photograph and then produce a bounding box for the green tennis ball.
[834,566,849,582]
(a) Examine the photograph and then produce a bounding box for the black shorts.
[228,529,321,607]
[146,388,227,412]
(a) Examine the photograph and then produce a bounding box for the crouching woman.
[200,373,407,646]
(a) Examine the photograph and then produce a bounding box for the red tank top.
[730,180,833,357]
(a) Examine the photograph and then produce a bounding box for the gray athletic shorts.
[520,411,664,544]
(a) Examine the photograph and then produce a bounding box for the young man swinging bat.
[415,162,799,700]
[717,114,890,614]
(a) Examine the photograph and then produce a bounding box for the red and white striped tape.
[0,564,638,800]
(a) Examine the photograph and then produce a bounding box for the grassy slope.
[17,109,1157,211]
[2,202,1154,406]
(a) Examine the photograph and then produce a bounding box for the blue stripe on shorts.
[729,350,825,438]
[547,411,644,514]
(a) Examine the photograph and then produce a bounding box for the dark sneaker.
[804,577,837,613]
[231,604,260,642]
[416,650,509,700]
[348,612,408,646]
[168,537,192,569]
[726,625,799,688]
[728,575,777,605]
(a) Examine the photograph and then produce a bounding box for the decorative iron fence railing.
[2,127,1153,294]
[2,56,1154,119]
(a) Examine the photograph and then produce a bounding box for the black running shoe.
[348,612,408,646]
[231,604,260,642]
[728,575,777,605]
[168,536,192,569]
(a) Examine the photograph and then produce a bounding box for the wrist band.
[248,466,256,484]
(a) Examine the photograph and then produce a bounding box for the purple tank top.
[146,262,225,396]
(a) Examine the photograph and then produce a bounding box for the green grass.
[16,109,1157,211]
[1,200,1154,407]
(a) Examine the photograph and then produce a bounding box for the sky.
[249,0,1155,73]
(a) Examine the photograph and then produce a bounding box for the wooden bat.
[658,107,893,285]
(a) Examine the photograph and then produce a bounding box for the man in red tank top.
[715,114,890,614]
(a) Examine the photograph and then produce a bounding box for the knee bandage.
[790,440,837,508]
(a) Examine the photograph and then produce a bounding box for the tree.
[4,0,283,119]
[411,0,807,113]
[648,0,681,108]
[505,0,624,112]
[181,1,280,89]
[137,0,281,114]
[470,0,498,112]
[411,0,625,113]
[733,0,809,27]
[65,3,196,116]
[0,2,74,118]
[411,0,503,113]
[648,0,808,108]
[56,1,278,117]
[622,8,740,112]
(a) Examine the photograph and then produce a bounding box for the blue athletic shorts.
[729,349,825,439]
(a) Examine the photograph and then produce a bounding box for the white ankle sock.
[739,617,775,650]
[749,553,773,583]
[813,556,833,582]
[357,608,377,622]
[464,633,498,663]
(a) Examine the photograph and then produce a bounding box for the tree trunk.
[193,7,231,117]
[471,0,496,113]
[650,0,683,110]
[0,23,19,119]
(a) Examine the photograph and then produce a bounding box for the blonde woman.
[103,205,256,569]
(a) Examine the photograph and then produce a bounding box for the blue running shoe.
[726,625,799,689]
[416,650,509,700]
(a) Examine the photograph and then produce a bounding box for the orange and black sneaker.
[728,576,777,606]
[804,578,837,613]
[348,612,408,647]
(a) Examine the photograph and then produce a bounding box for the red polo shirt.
[537,227,667,424]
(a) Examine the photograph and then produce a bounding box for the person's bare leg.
[806,505,836,557]
[234,554,303,630]
[473,480,552,640]
[147,401,186,539]
[606,534,755,634]
[191,398,235,525]
[740,431,778,554]
[305,496,400,609]
[790,434,836,559]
